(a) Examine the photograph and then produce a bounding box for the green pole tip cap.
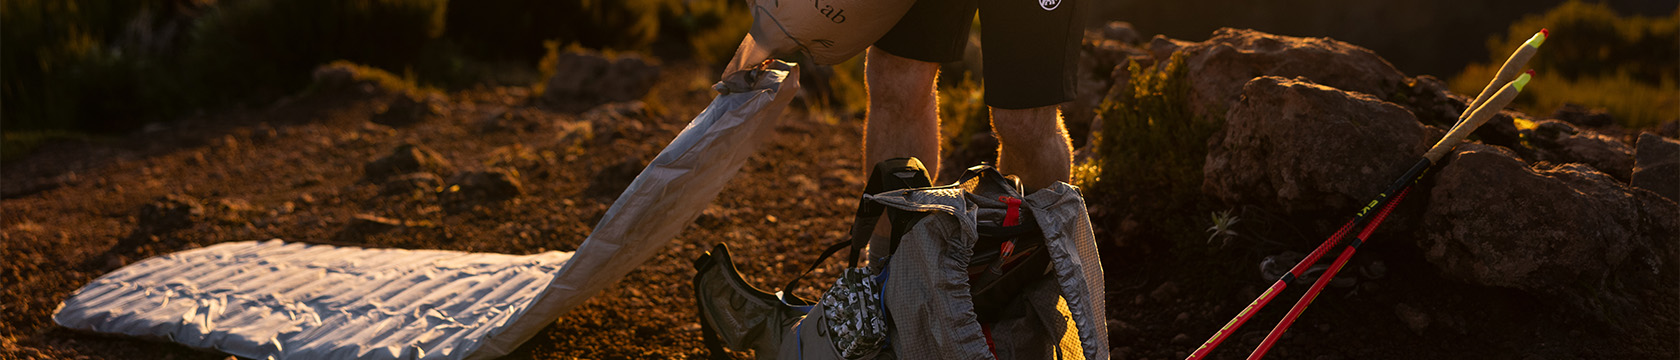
[1526,29,1548,48]
[1513,70,1534,91]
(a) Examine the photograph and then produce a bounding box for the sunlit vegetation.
[1085,53,1222,251]
[1,0,752,134]
[1451,1,1679,128]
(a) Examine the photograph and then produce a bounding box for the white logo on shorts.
[1040,0,1060,11]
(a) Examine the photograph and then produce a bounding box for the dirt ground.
[2,63,1673,359]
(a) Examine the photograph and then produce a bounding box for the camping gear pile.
[1185,29,1549,360]
[695,158,1109,359]
[53,62,802,360]
[53,2,999,358]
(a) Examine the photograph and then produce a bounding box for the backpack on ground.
[693,158,1108,359]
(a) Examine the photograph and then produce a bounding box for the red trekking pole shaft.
[1246,188,1411,359]
[1184,218,1360,359]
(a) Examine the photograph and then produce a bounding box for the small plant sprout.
[1206,209,1241,245]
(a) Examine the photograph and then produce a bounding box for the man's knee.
[989,106,1065,145]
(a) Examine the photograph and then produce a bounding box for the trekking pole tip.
[1527,29,1549,48]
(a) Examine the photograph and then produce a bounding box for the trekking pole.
[1244,71,1534,360]
[1185,28,1546,358]
[1461,29,1547,124]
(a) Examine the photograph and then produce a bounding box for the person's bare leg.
[862,47,941,266]
[863,47,941,182]
[991,105,1071,190]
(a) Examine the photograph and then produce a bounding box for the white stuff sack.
[724,0,915,75]
[53,61,802,360]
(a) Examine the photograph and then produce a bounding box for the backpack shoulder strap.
[779,157,931,295]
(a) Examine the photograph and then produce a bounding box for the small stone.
[1394,303,1431,334]
[1175,312,1189,322]
[787,174,820,194]
[381,172,445,197]
[138,194,205,233]
[446,168,525,205]
[1633,133,1680,201]
[1170,333,1190,345]
[365,144,453,180]
[1103,21,1142,43]
[349,214,404,233]
[586,157,645,199]
[1150,281,1180,303]
[372,92,446,126]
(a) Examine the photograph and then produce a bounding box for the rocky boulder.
[364,144,453,181]
[445,168,524,205]
[1204,76,1437,213]
[1071,25,1152,149]
[1389,75,1468,128]
[1524,120,1635,181]
[1632,133,1680,201]
[1421,143,1677,316]
[1148,28,1409,122]
[380,172,444,197]
[1103,21,1143,44]
[373,92,448,127]
[541,51,661,113]
[138,194,206,233]
[309,61,420,99]
[1551,103,1616,128]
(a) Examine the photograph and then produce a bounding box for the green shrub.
[1090,53,1213,201]
[1,0,757,136]
[937,73,990,153]
[443,0,581,61]
[0,0,178,132]
[1,0,451,134]
[1085,52,1221,250]
[666,0,754,65]
[185,0,449,104]
[1451,1,1679,128]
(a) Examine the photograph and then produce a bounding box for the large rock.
[1551,103,1615,128]
[1070,27,1150,149]
[1633,133,1680,201]
[1204,76,1437,213]
[1524,120,1635,181]
[1421,144,1677,315]
[1149,28,1409,121]
[309,61,418,99]
[1390,75,1467,128]
[541,51,661,113]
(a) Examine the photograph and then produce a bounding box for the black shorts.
[874,0,1083,110]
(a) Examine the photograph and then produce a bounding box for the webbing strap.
[780,157,932,296]
[692,250,732,360]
